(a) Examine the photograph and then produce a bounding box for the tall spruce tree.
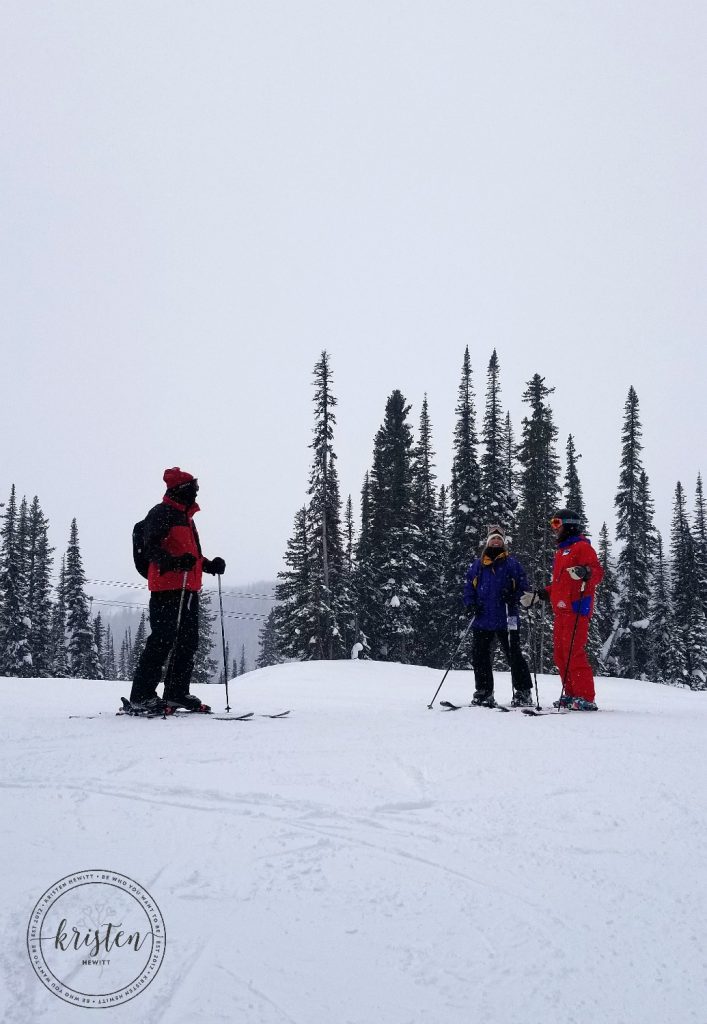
[306,351,347,658]
[103,622,117,680]
[592,523,620,675]
[563,435,587,531]
[64,519,102,679]
[192,589,218,685]
[515,375,561,671]
[448,348,483,592]
[648,532,683,685]
[479,350,517,535]
[131,611,148,671]
[239,644,247,676]
[358,390,419,661]
[257,608,281,668]
[670,482,707,688]
[93,614,105,674]
[0,486,33,676]
[26,497,54,676]
[501,413,519,541]
[614,387,655,678]
[409,395,446,666]
[50,555,69,677]
[274,507,317,660]
[693,474,707,618]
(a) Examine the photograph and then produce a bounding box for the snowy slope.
[1,663,706,1024]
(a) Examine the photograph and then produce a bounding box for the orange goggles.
[550,516,579,530]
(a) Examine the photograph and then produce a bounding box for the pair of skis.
[69,703,291,721]
[439,700,557,717]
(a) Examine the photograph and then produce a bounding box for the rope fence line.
[89,597,268,622]
[48,571,275,602]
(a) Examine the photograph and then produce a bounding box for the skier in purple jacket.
[463,525,534,707]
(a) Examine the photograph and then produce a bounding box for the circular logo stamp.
[27,870,166,1009]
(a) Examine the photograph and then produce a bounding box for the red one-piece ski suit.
[545,535,604,701]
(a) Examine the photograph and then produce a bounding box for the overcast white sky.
[1,1,705,587]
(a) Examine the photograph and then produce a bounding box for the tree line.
[0,488,254,682]
[258,349,707,689]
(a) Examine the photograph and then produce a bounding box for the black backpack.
[132,519,150,579]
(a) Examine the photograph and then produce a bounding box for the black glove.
[465,603,480,618]
[203,556,226,575]
[567,565,591,581]
[173,553,197,571]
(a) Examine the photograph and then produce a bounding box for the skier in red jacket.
[129,467,226,714]
[520,509,604,710]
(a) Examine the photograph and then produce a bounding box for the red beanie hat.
[163,467,195,490]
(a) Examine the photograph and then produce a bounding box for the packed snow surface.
[1,662,706,1023]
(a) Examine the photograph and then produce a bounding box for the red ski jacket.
[144,496,204,593]
[545,535,604,618]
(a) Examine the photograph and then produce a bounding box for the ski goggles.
[549,516,580,530]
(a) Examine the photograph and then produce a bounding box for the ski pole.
[528,607,542,711]
[427,616,475,709]
[557,580,586,711]
[164,572,189,695]
[217,574,231,713]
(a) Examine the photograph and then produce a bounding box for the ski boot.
[163,693,212,715]
[553,694,574,709]
[471,692,497,708]
[123,695,166,717]
[567,697,598,711]
[511,691,534,707]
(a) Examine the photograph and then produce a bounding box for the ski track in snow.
[1,663,706,1024]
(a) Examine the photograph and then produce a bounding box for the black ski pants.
[471,627,532,699]
[131,590,200,703]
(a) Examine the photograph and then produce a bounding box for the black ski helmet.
[550,508,582,529]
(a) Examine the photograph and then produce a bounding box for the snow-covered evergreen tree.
[648,532,684,685]
[358,390,419,661]
[239,644,247,676]
[500,413,519,541]
[192,589,218,685]
[563,435,586,532]
[409,395,446,666]
[670,482,707,688]
[275,507,317,660]
[614,387,655,679]
[102,621,117,680]
[0,486,33,676]
[93,613,105,673]
[26,496,54,676]
[119,629,132,680]
[448,347,483,592]
[257,608,281,668]
[515,375,561,671]
[479,350,510,530]
[592,523,620,675]
[693,473,707,618]
[131,611,148,672]
[306,351,348,659]
[49,556,69,677]
[64,519,102,678]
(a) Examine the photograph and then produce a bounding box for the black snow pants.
[130,590,200,703]
[471,627,532,700]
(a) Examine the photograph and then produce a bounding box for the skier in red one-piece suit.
[521,509,604,710]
